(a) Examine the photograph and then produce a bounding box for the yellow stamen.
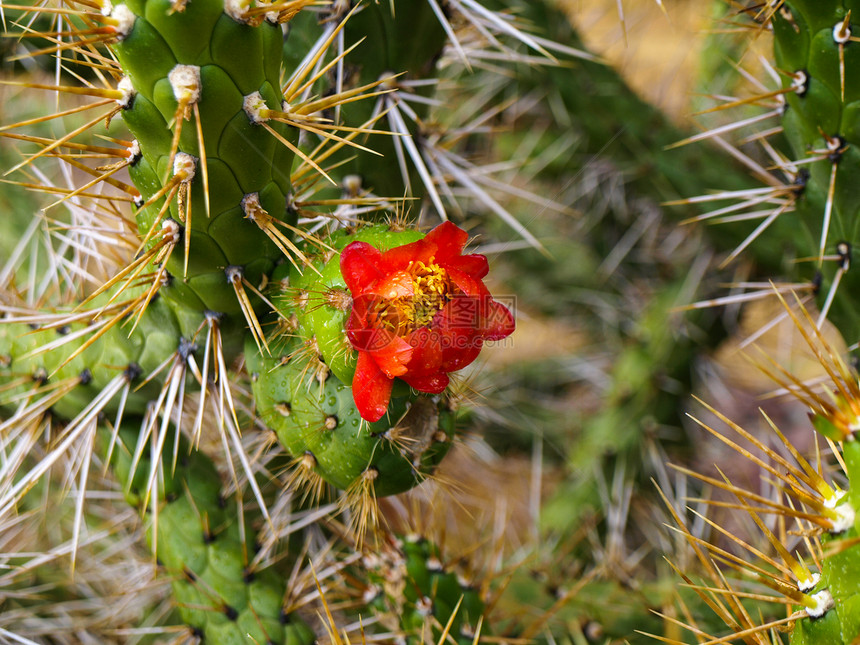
[374,261,452,334]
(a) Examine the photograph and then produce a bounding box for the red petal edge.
[401,370,449,394]
[446,253,489,279]
[424,221,468,263]
[352,351,394,422]
[341,241,384,294]
[380,237,436,273]
[482,299,516,340]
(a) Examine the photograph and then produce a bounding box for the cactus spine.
[658,2,860,643]
[108,420,316,643]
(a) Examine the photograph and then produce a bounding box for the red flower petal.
[350,330,412,378]
[345,294,371,329]
[481,299,516,340]
[381,237,437,273]
[435,294,480,331]
[446,266,491,298]
[341,241,384,293]
[404,328,443,376]
[346,321,392,352]
[445,253,489,279]
[374,270,414,299]
[369,334,413,378]
[400,369,451,394]
[441,341,482,372]
[346,294,414,377]
[444,269,514,339]
[353,351,394,422]
[424,221,468,263]
[401,370,449,393]
[433,300,483,370]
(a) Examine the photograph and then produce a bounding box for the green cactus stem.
[362,534,487,644]
[106,420,316,644]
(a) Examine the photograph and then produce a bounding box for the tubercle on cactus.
[358,532,489,644]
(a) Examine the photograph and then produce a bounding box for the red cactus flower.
[341,222,515,421]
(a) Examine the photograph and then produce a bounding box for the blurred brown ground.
[562,0,709,122]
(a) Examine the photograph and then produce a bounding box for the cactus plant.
[16,0,860,643]
[360,533,488,644]
[0,0,561,641]
[659,301,860,644]
[654,1,860,643]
